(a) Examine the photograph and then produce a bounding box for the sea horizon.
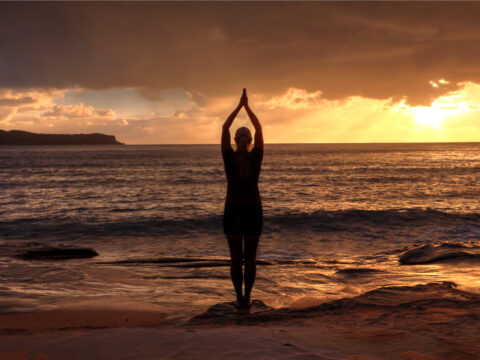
[112,141,480,145]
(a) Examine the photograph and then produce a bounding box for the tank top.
[222,147,263,206]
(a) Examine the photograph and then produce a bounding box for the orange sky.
[1,2,480,144]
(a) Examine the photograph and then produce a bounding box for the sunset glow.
[1,80,480,143]
[411,91,472,129]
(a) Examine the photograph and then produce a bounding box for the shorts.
[223,204,263,236]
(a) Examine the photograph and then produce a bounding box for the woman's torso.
[222,147,263,206]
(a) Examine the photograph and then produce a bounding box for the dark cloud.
[96,108,115,117]
[43,104,93,118]
[1,2,480,105]
[0,96,36,106]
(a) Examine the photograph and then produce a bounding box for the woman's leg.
[227,235,243,304]
[243,235,260,305]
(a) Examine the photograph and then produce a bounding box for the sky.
[1,1,480,144]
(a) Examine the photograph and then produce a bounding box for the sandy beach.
[1,282,479,360]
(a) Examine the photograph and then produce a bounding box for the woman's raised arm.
[244,92,263,152]
[221,90,246,152]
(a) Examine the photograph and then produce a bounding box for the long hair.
[234,127,252,179]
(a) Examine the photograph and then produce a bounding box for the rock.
[399,243,480,265]
[18,247,99,260]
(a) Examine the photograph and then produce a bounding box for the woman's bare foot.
[240,298,252,309]
[233,297,243,309]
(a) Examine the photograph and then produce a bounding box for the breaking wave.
[1,209,480,240]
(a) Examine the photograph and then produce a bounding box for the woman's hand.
[241,88,248,108]
[239,88,248,108]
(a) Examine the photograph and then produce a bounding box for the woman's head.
[234,127,252,152]
[233,127,252,179]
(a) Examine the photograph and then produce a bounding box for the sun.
[412,106,446,128]
[392,80,473,129]
[410,94,471,129]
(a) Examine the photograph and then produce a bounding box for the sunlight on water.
[0,143,480,314]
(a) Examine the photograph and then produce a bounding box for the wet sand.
[0,282,479,360]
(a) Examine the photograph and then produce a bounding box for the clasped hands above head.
[238,88,249,108]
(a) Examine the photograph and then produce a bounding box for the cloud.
[2,3,480,106]
[261,88,324,110]
[96,108,116,117]
[0,86,221,143]
[250,84,480,143]
[185,90,208,107]
[0,88,62,126]
[43,103,94,118]
[0,96,36,107]
[3,82,480,144]
[41,103,116,119]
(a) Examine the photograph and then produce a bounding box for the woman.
[221,88,264,308]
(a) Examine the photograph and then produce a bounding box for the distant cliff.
[0,130,124,145]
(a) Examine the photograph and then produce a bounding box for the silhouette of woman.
[221,88,263,308]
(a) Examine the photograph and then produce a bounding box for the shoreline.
[1,282,479,359]
[1,281,478,331]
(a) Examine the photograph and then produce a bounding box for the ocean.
[1,143,480,317]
